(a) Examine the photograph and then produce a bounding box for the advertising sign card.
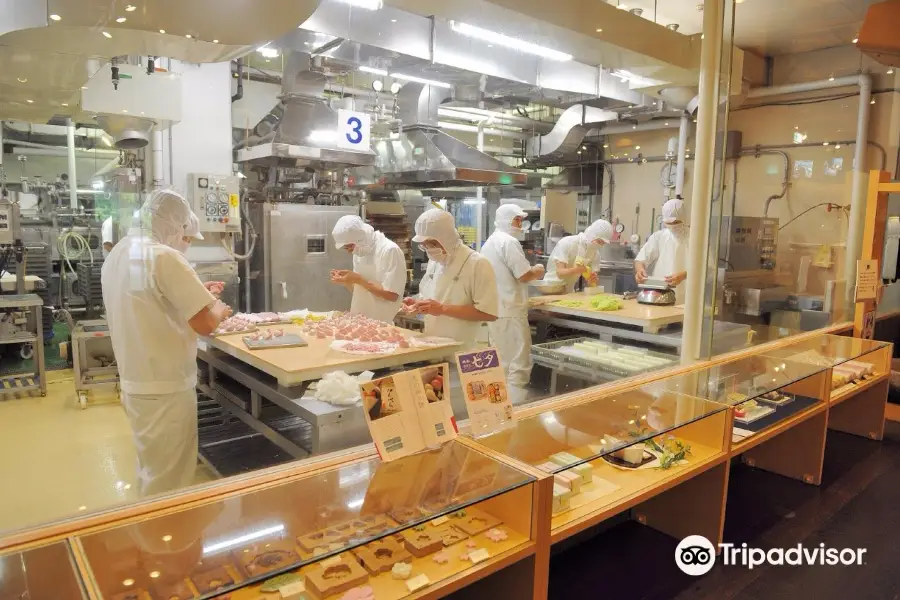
[361,363,457,461]
[455,348,515,436]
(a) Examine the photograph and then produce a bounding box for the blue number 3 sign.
[346,116,363,144]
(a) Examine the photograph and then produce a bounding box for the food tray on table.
[531,337,675,378]
[242,333,308,350]
[212,326,258,337]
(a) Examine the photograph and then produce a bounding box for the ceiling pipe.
[748,73,872,310]
[66,119,78,209]
[745,75,862,99]
[675,114,690,198]
[9,141,120,157]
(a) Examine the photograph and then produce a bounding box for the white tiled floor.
[0,371,215,536]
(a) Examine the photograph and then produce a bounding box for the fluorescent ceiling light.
[49,14,61,21]
[125,4,137,11]
[390,73,453,89]
[101,31,112,38]
[116,17,126,23]
[203,524,285,555]
[449,21,572,61]
[337,0,383,9]
[359,65,388,76]
[258,45,279,58]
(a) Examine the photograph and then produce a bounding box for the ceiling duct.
[95,115,155,149]
[236,51,376,168]
[355,82,527,189]
[526,104,618,160]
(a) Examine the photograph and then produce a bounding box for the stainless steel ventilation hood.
[237,51,375,169]
[355,83,526,189]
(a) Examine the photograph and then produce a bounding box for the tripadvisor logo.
[676,535,867,575]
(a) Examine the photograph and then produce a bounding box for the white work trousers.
[121,388,198,497]
[488,315,533,388]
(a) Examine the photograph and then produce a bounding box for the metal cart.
[71,319,119,409]
[0,294,46,398]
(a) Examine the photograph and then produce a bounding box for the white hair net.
[582,219,613,244]
[139,189,196,250]
[332,214,375,251]
[412,208,461,252]
[662,199,685,223]
[494,204,528,234]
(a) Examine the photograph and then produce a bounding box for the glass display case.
[676,353,829,446]
[473,380,729,539]
[74,440,538,600]
[0,540,87,600]
[761,335,892,404]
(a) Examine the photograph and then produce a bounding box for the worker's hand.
[412,299,444,316]
[635,265,648,284]
[331,270,361,285]
[204,281,225,297]
[211,300,232,321]
[531,264,546,278]
[574,257,587,267]
[586,272,599,286]
[665,271,687,286]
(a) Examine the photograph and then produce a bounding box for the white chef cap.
[662,199,685,223]
[494,204,528,234]
[139,189,196,250]
[412,208,461,252]
[184,212,205,241]
[583,219,613,244]
[332,215,374,249]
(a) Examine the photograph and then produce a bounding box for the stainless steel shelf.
[0,333,37,345]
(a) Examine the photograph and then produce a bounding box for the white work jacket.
[351,231,407,323]
[419,244,499,349]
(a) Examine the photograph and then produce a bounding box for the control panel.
[187,173,241,233]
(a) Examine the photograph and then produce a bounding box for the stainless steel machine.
[712,216,790,319]
[247,203,355,313]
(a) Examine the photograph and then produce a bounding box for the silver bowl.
[636,287,676,305]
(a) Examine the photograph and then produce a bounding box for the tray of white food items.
[242,328,308,349]
[212,315,258,336]
[733,399,775,424]
[532,337,675,378]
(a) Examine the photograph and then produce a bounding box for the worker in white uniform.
[330,215,407,323]
[101,190,232,497]
[543,219,614,292]
[403,208,498,349]
[635,198,689,303]
[101,217,114,257]
[480,205,545,391]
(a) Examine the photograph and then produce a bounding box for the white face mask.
[353,241,375,258]
[173,239,191,254]
[667,223,687,236]
[425,247,449,264]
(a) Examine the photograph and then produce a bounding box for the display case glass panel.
[473,381,729,529]
[0,541,87,600]
[672,353,829,444]
[762,334,892,403]
[76,440,535,600]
